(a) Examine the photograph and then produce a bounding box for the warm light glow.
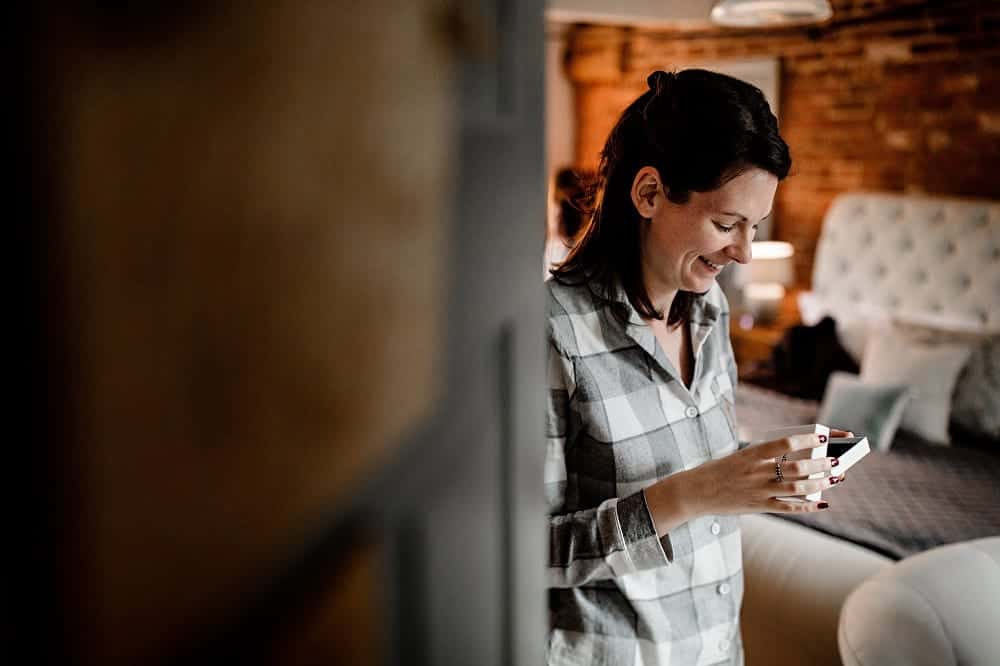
[746,241,795,286]
[751,241,794,260]
[744,282,786,324]
[744,282,786,300]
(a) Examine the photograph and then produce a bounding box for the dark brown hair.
[550,69,791,326]
[552,167,593,243]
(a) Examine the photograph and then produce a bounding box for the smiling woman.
[634,166,777,301]
[543,70,846,666]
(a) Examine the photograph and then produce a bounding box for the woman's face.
[635,166,778,297]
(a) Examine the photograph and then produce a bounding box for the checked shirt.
[545,276,745,666]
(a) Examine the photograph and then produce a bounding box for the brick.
[927,130,951,151]
[979,112,1000,134]
[865,41,912,63]
[565,26,627,84]
[885,130,916,150]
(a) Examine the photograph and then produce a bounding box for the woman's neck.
[640,263,680,325]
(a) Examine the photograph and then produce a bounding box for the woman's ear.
[630,166,663,219]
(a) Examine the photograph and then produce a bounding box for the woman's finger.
[773,475,844,497]
[752,434,825,460]
[777,456,837,480]
[767,498,831,513]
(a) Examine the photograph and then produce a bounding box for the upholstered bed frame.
[739,191,1000,666]
[805,192,1000,330]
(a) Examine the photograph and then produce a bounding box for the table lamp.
[743,241,794,325]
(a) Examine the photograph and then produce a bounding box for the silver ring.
[775,454,787,482]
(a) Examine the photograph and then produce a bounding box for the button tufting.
[932,210,945,222]
[915,270,927,283]
[930,302,943,312]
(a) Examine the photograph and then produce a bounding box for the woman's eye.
[714,222,735,233]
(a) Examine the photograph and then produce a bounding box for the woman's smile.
[698,255,724,273]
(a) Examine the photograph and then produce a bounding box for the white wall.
[545,22,575,180]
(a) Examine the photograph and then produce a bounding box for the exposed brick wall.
[563,0,1000,284]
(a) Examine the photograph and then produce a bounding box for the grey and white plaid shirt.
[545,276,744,666]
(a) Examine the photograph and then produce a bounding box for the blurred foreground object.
[839,537,1000,666]
[25,1,545,664]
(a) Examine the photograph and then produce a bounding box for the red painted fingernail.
[818,502,830,509]
[830,476,841,485]
[831,458,840,467]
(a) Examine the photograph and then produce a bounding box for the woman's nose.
[726,236,752,264]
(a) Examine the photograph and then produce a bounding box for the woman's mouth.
[698,256,723,272]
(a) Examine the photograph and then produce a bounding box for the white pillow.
[796,291,828,326]
[818,372,910,452]
[835,316,890,365]
[861,331,971,445]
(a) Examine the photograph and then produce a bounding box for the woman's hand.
[643,432,848,537]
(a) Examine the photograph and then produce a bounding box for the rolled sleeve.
[548,491,672,588]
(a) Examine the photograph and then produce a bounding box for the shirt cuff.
[612,490,673,575]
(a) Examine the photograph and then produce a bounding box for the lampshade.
[748,240,795,285]
[711,0,832,27]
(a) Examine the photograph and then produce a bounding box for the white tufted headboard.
[802,191,1000,332]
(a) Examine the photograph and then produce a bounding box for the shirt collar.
[597,276,722,366]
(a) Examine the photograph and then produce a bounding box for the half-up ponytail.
[646,70,675,96]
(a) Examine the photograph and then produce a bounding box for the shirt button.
[710,521,721,536]
[719,638,731,653]
[685,406,699,418]
[717,582,731,595]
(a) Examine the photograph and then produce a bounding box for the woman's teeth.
[699,256,721,270]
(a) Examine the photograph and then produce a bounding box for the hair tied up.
[646,70,675,96]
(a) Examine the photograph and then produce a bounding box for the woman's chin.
[682,275,716,294]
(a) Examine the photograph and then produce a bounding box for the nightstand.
[729,287,802,380]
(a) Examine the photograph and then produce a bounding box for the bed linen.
[736,383,1000,559]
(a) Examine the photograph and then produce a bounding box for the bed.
[736,191,1000,666]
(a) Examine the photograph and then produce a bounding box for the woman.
[545,69,847,665]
